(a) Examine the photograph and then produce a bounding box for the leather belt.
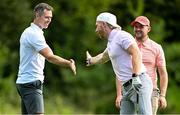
[123,72,146,87]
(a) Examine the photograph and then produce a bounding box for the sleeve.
[156,45,166,67]
[27,33,49,52]
[118,32,135,50]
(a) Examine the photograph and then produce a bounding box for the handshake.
[132,74,142,93]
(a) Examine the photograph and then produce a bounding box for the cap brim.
[131,21,148,26]
[113,24,121,28]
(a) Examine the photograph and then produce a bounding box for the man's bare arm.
[86,48,109,66]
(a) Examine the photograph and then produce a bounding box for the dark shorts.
[16,80,44,114]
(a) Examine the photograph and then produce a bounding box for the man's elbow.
[45,54,55,63]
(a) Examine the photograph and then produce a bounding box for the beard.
[97,31,106,39]
[98,34,106,40]
[135,31,143,39]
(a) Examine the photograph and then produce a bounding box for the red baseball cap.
[131,16,150,26]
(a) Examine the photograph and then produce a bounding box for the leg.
[16,80,44,114]
[120,99,136,114]
[138,73,153,115]
[16,85,28,114]
[23,91,44,114]
[152,89,160,115]
[120,82,136,114]
[21,99,28,114]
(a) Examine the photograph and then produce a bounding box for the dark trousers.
[16,80,44,114]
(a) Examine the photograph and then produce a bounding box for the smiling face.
[34,9,52,29]
[133,22,151,41]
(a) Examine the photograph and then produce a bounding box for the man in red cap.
[131,16,168,114]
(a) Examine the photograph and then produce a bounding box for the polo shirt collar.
[136,38,150,47]
[31,23,44,34]
[108,29,119,42]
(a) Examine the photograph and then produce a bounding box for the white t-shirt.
[16,23,49,84]
[107,29,146,82]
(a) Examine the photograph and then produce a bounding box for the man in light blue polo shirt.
[16,3,76,114]
[86,12,153,114]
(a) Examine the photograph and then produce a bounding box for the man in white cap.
[86,12,153,114]
[131,16,168,114]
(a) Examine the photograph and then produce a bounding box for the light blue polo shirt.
[16,23,49,84]
[107,29,146,82]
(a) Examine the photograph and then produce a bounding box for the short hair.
[34,3,54,17]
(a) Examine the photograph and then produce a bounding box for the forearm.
[90,49,109,65]
[91,53,106,64]
[158,67,168,96]
[116,78,122,97]
[159,68,168,96]
[47,55,71,67]
[132,54,141,74]
[39,47,71,67]
[115,78,122,109]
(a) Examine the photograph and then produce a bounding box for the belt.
[153,88,160,92]
[123,79,132,87]
[123,72,146,87]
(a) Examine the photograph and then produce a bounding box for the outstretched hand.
[86,51,92,66]
[69,59,76,75]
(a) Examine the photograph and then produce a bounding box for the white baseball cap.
[96,12,120,28]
